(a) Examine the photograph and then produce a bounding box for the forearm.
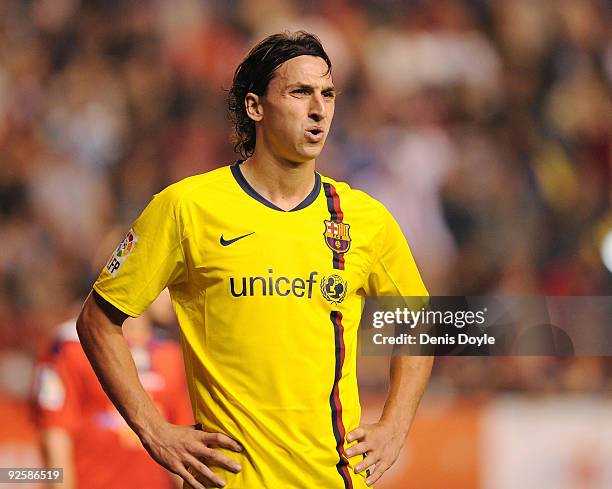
[76,294,165,442]
[76,293,243,489]
[379,356,433,439]
[347,355,433,484]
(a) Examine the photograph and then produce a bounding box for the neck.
[240,153,316,211]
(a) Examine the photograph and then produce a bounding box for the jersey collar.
[231,160,321,212]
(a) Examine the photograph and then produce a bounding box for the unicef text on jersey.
[229,270,319,298]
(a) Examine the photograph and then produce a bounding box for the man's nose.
[309,93,326,121]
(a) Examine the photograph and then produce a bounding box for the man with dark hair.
[227,32,332,158]
[77,31,432,488]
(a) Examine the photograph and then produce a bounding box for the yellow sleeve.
[93,188,188,317]
[364,206,428,297]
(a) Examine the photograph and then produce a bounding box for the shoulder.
[156,165,234,206]
[320,174,399,245]
[320,174,389,217]
[141,165,235,228]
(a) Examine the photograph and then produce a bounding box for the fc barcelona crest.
[323,220,351,253]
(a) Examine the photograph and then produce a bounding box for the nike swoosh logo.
[220,232,255,246]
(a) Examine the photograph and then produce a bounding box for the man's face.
[253,55,335,164]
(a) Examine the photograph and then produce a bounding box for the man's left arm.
[345,356,433,486]
[354,203,434,485]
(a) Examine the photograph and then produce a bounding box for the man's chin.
[280,150,322,166]
[298,144,325,161]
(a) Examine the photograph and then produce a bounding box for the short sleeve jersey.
[93,162,427,489]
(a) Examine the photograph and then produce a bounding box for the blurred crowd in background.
[0,0,611,410]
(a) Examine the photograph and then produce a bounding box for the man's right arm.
[76,292,243,489]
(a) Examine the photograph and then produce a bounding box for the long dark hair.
[228,31,332,158]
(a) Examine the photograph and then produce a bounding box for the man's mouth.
[306,127,324,142]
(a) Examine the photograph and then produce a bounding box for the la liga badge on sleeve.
[106,229,138,277]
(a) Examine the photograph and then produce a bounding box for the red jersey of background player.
[33,318,192,489]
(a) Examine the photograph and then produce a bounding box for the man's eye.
[293,89,308,94]
[323,92,335,98]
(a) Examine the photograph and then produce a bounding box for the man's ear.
[245,92,263,122]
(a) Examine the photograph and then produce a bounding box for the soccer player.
[34,313,192,489]
[77,31,433,488]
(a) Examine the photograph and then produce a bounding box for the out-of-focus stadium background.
[0,0,610,487]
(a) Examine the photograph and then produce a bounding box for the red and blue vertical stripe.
[329,310,353,489]
[323,182,346,270]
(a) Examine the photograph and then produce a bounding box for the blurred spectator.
[32,307,192,489]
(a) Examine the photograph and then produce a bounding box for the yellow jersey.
[93,161,427,489]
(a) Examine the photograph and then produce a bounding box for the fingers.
[354,454,377,474]
[147,424,243,489]
[191,446,242,473]
[174,465,207,489]
[346,426,365,442]
[200,431,243,452]
[184,454,227,488]
[345,442,368,458]
[365,463,388,486]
